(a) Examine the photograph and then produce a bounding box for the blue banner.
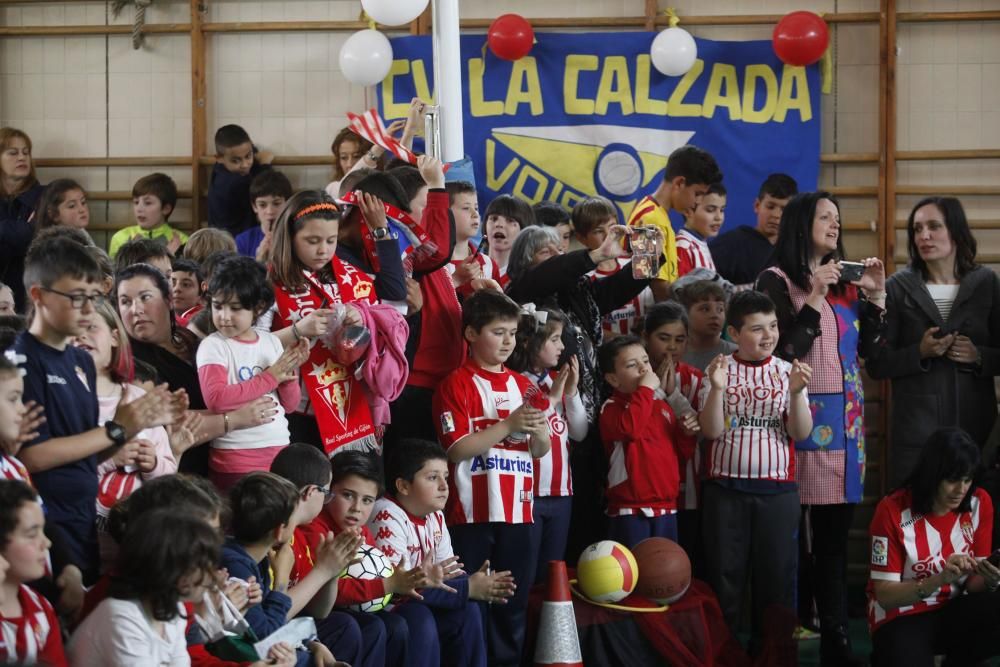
[378,32,820,227]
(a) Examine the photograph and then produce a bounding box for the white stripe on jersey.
[699,355,798,481]
[676,228,716,273]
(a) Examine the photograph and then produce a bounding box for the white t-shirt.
[196,331,290,450]
[68,598,190,667]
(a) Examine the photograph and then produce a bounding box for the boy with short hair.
[627,145,723,301]
[113,236,173,276]
[697,290,812,649]
[575,196,654,338]
[445,180,499,295]
[169,257,202,324]
[237,169,294,261]
[532,200,573,253]
[221,471,348,665]
[208,124,274,236]
[676,279,737,371]
[14,237,177,583]
[484,194,534,288]
[0,480,66,666]
[432,289,551,666]
[108,173,186,259]
[711,173,798,290]
[371,439,515,667]
[300,450,436,667]
[598,335,693,547]
[677,182,726,277]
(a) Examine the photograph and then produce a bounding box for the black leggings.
[871,591,1000,666]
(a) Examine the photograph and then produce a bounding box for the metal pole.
[431,0,465,162]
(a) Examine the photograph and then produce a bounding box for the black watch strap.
[104,420,127,446]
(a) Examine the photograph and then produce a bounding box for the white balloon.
[650,27,698,77]
[339,29,393,87]
[361,0,429,27]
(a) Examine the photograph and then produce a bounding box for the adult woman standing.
[868,428,1000,667]
[115,264,275,475]
[867,197,1000,486]
[0,128,45,311]
[756,191,886,665]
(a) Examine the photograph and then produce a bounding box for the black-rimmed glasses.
[40,287,107,310]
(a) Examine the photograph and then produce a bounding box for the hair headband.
[294,202,339,221]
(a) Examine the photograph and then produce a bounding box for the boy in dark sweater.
[208,124,273,236]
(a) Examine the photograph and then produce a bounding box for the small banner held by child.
[378,32,821,226]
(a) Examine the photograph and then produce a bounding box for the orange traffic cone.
[534,560,583,667]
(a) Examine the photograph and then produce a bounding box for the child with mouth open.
[483,194,535,290]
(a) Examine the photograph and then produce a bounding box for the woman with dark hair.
[867,197,1000,485]
[115,263,275,474]
[868,428,1000,666]
[0,127,45,312]
[756,191,886,665]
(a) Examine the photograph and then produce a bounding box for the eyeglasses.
[308,485,335,504]
[40,287,107,310]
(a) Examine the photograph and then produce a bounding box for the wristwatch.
[104,420,127,446]
[371,226,391,241]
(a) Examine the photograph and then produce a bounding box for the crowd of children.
[4,106,991,667]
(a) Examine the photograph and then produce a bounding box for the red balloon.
[488,14,534,61]
[772,11,829,66]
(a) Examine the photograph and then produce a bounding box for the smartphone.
[472,236,488,259]
[933,327,955,339]
[839,261,866,283]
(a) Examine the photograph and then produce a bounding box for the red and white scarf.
[272,256,379,456]
[338,190,438,274]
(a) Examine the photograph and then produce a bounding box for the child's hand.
[55,565,84,620]
[680,410,700,436]
[114,383,178,436]
[297,308,333,339]
[245,575,263,607]
[250,642,296,667]
[255,232,273,264]
[269,541,295,586]
[359,192,389,232]
[166,231,183,256]
[417,154,445,190]
[386,564,431,600]
[134,438,157,473]
[167,410,205,458]
[422,555,463,593]
[639,364,659,390]
[405,277,423,316]
[112,439,140,467]
[469,278,502,293]
[308,640,339,667]
[315,529,363,576]
[257,150,275,165]
[453,255,482,286]
[657,355,676,395]
[504,405,547,435]
[7,399,44,453]
[405,97,427,136]
[385,118,407,138]
[706,354,728,390]
[789,359,812,395]
[222,576,249,611]
[563,355,580,396]
[267,339,309,384]
[342,304,364,329]
[468,561,516,603]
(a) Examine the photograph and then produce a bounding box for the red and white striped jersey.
[0,584,66,667]
[368,497,455,569]
[433,360,536,525]
[0,453,31,485]
[867,488,992,633]
[672,362,706,510]
[676,228,716,277]
[530,372,583,498]
[697,355,800,481]
[448,242,501,285]
[588,258,655,337]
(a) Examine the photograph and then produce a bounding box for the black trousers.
[702,483,800,647]
[871,591,1000,667]
[800,503,855,631]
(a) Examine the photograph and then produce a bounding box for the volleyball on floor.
[632,537,691,604]
[576,540,638,603]
[342,544,394,612]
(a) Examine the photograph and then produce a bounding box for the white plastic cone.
[534,560,583,667]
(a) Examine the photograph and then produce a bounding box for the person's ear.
[726,324,739,341]
[27,284,42,305]
[162,203,174,219]
[753,198,762,215]
[604,371,621,389]
[395,478,410,497]
[670,176,687,191]
[464,325,478,345]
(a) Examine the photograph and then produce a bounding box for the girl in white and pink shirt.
[196,256,307,491]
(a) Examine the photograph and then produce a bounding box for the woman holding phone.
[868,428,1000,666]
[867,197,1000,487]
[756,190,886,665]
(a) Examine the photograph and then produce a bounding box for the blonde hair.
[183,228,237,265]
[0,128,38,196]
[93,299,134,383]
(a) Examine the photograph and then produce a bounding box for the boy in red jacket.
[598,335,695,548]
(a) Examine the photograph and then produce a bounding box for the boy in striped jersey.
[677,183,726,277]
[432,290,551,666]
[0,480,66,666]
[697,290,813,653]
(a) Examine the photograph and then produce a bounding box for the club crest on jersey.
[871,536,888,567]
[440,411,456,434]
[961,520,974,544]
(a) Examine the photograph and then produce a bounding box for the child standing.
[626,145,723,301]
[432,290,551,666]
[208,124,274,236]
[676,280,737,371]
[697,290,812,648]
[0,480,66,666]
[598,334,694,547]
[446,180,499,295]
[108,173,186,259]
[574,196,655,338]
[677,183,726,277]
[196,255,307,490]
[236,169,294,262]
[506,307,587,580]
[485,194,534,289]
